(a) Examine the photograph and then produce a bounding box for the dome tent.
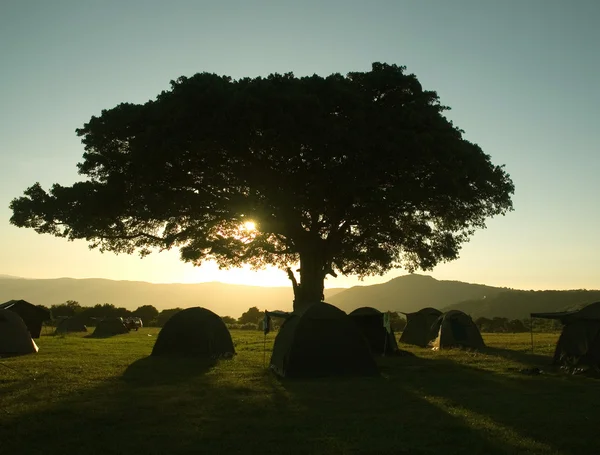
[348,307,398,355]
[431,310,484,350]
[0,299,50,339]
[152,307,235,358]
[0,309,39,357]
[399,307,442,347]
[91,317,130,337]
[55,317,88,334]
[270,302,379,378]
[532,301,600,369]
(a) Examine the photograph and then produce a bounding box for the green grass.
[1,329,597,455]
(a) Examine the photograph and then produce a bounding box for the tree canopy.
[238,306,262,325]
[132,304,159,325]
[10,62,514,311]
[50,300,83,318]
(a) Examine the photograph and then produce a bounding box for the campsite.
[2,2,600,454]
[2,318,600,455]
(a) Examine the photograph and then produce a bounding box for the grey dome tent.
[399,307,442,347]
[0,309,39,357]
[0,299,50,339]
[348,307,398,355]
[270,302,379,378]
[55,317,88,334]
[92,317,130,337]
[151,307,235,358]
[531,301,600,369]
[431,310,485,350]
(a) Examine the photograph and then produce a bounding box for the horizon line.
[1,273,599,292]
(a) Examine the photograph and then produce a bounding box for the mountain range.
[1,274,598,319]
[0,276,344,318]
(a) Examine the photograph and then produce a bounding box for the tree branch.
[285,267,299,297]
[96,232,166,242]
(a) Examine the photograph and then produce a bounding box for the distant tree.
[491,317,509,333]
[156,308,183,327]
[475,316,493,332]
[9,63,514,313]
[35,304,51,324]
[507,319,527,333]
[530,317,562,333]
[221,316,236,325]
[50,300,83,319]
[389,312,406,332]
[238,307,262,325]
[81,303,130,320]
[132,304,159,326]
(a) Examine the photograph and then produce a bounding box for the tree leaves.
[10,62,514,282]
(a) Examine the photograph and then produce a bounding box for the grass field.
[1,329,598,455]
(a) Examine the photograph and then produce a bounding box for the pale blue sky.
[0,0,598,290]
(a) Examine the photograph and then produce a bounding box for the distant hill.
[328,274,507,314]
[443,290,600,320]
[329,274,600,318]
[3,274,598,320]
[0,277,344,318]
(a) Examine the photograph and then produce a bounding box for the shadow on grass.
[0,352,507,455]
[393,353,600,455]
[84,333,127,339]
[121,355,217,386]
[3,345,600,455]
[483,346,555,366]
[270,349,600,455]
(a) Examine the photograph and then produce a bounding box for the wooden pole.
[263,333,267,368]
[530,317,534,353]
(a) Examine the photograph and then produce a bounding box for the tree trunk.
[291,250,327,313]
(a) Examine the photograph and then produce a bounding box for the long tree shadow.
[121,355,218,386]
[0,350,544,455]
[381,351,600,455]
[276,375,523,454]
[483,346,556,367]
[1,356,256,455]
[273,349,600,455]
[4,345,599,455]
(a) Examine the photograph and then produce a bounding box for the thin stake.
[530,317,534,353]
[263,333,267,368]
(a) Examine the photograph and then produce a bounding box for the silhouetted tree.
[50,300,83,319]
[238,307,262,325]
[221,316,236,325]
[81,303,130,319]
[507,319,527,333]
[529,317,562,332]
[9,63,514,312]
[491,317,509,332]
[389,311,406,332]
[132,304,159,326]
[475,316,493,332]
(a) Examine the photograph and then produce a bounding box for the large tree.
[10,63,514,312]
[238,306,263,325]
[132,304,159,326]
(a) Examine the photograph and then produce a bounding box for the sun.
[243,220,256,231]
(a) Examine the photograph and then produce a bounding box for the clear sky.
[0,0,598,290]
